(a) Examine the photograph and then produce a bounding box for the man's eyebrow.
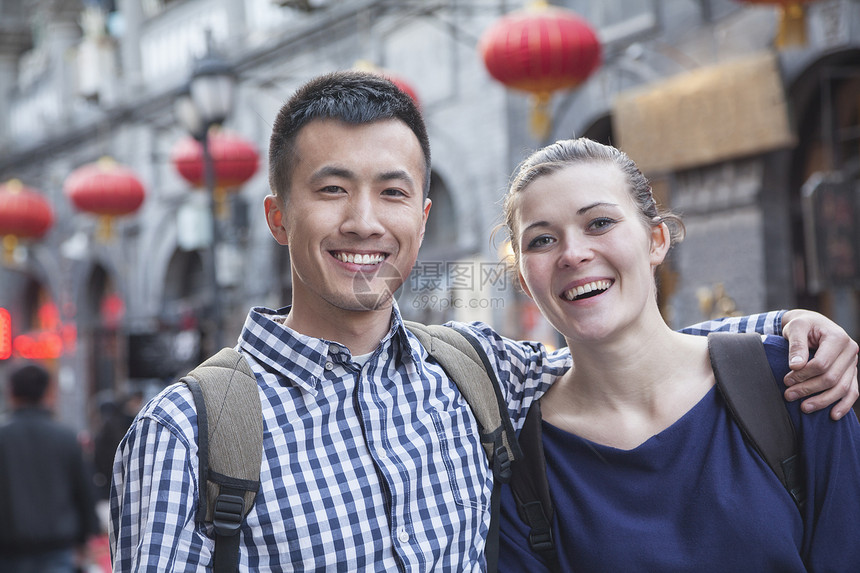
[377,169,415,186]
[309,167,416,187]
[310,165,355,182]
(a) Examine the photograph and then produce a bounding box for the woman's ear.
[518,269,534,300]
[264,194,289,245]
[649,221,671,266]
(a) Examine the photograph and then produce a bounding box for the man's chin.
[350,290,396,312]
[325,289,397,313]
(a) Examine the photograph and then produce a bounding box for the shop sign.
[613,52,795,173]
[0,303,77,360]
[0,308,11,360]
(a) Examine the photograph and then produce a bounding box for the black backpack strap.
[708,332,806,511]
[181,347,263,573]
[403,321,521,573]
[509,399,561,572]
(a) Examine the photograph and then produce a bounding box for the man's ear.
[649,221,671,266]
[418,198,432,242]
[264,194,289,245]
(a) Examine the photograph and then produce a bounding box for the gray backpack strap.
[708,332,805,511]
[404,320,521,471]
[180,347,263,573]
[404,320,521,573]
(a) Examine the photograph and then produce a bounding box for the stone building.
[0,0,858,431]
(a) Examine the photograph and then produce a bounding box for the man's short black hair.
[268,70,431,201]
[10,363,50,405]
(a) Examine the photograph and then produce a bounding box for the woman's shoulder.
[762,334,791,382]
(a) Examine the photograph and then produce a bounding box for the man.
[0,363,99,573]
[110,71,859,571]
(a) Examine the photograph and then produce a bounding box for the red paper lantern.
[171,130,259,190]
[171,130,259,218]
[64,157,146,240]
[735,1,821,48]
[479,0,602,138]
[0,180,54,262]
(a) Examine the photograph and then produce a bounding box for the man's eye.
[382,188,406,197]
[320,186,344,194]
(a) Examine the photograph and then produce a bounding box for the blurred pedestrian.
[0,362,100,573]
[92,390,143,501]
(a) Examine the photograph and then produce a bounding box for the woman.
[497,138,860,571]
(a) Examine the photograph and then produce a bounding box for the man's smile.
[331,251,388,266]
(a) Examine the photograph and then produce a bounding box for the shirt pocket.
[430,405,492,511]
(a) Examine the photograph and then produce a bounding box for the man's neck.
[283,303,394,355]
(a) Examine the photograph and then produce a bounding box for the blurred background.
[0,0,857,437]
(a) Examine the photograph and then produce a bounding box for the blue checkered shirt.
[109,305,783,571]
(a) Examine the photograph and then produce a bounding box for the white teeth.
[564,280,612,301]
[334,252,385,265]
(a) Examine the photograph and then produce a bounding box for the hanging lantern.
[479,0,602,139]
[353,60,422,108]
[0,180,54,263]
[736,1,821,48]
[64,157,146,241]
[170,129,259,218]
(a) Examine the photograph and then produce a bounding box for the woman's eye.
[526,235,554,249]
[588,217,616,232]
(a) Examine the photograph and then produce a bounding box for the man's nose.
[341,194,385,237]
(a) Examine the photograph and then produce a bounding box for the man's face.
[265,118,431,316]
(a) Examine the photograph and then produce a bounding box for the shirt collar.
[238,304,416,393]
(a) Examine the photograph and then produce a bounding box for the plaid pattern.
[678,310,783,338]
[109,306,782,571]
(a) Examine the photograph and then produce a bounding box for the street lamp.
[174,31,236,351]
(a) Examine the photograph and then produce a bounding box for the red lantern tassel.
[214,187,229,219]
[530,93,553,141]
[2,235,16,265]
[96,216,114,242]
[776,3,807,48]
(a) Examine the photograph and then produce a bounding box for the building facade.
[0,0,858,432]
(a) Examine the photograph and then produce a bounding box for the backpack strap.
[403,320,522,573]
[708,332,806,511]
[509,398,561,572]
[181,347,263,573]
[403,321,522,474]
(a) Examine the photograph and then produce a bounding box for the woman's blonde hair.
[501,137,685,271]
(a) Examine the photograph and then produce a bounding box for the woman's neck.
[543,324,714,450]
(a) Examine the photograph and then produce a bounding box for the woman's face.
[513,161,668,344]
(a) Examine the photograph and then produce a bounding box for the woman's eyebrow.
[577,201,620,215]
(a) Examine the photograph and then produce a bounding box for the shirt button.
[397,527,409,543]
[324,362,334,370]
[328,344,338,354]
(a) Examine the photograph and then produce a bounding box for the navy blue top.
[498,336,860,572]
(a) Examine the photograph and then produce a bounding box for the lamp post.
[174,31,236,351]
